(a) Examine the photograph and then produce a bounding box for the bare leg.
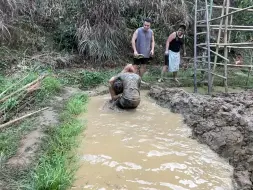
[158,65,168,82]
[173,71,180,84]
[109,85,116,101]
[139,64,146,78]
[133,65,139,75]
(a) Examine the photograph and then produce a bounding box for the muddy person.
[121,63,137,73]
[131,18,155,79]
[158,24,187,83]
[108,72,141,109]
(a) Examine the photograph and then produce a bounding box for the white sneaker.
[141,80,147,85]
[158,78,163,83]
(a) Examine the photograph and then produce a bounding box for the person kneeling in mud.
[109,72,141,109]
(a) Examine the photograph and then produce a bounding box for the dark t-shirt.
[169,32,185,53]
[115,73,141,101]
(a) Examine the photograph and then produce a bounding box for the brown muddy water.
[71,92,234,190]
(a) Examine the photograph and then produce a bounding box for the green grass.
[143,65,253,91]
[66,93,89,115]
[0,119,37,164]
[36,76,62,102]
[80,69,120,89]
[23,93,89,190]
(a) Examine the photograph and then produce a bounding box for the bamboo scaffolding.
[197,60,253,68]
[194,0,253,94]
[197,25,253,28]
[210,46,253,49]
[199,46,230,62]
[193,0,198,93]
[198,42,253,46]
[197,69,227,79]
[209,5,253,12]
[223,0,229,93]
[209,5,253,22]
[211,28,253,31]
[211,0,226,88]
[205,0,212,94]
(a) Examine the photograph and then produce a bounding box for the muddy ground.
[148,86,253,190]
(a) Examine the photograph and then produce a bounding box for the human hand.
[134,51,138,57]
[112,95,120,101]
[165,50,169,55]
[150,50,154,56]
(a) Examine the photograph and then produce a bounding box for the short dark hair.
[113,79,123,95]
[179,24,186,31]
[144,18,152,23]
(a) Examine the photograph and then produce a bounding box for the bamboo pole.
[211,0,226,88]
[0,74,29,99]
[193,0,198,93]
[199,46,230,62]
[210,46,253,49]
[198,42,253,46]
[197,60,253,68]
[0,107,49,130]
[209,5,253,22]
[228,14,233,52]
[211,28,253,31]
[198,25,253,28]
[205,0,211,94]
[223,0,230,93]
[209,5,253,12]
[0,75,46,103]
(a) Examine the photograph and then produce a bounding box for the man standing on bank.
[131,18,155,78]
[158,24,187,83]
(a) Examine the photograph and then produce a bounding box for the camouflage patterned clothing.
[114,72,141,109]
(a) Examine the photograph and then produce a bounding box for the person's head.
[177,24,186,36]
[143,18,152,31]
[113,79,123,95]
[237,53,242,58]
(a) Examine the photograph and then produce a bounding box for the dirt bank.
[148,86,253,190]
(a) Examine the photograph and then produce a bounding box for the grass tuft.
[24,93,89,190]
[66,94,89,115]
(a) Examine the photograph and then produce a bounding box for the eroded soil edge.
[148,86,253,190]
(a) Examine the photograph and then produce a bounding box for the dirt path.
[149,86,253,190]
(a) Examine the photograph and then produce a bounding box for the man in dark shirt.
[158,24,187,83]
[109,72,141,109]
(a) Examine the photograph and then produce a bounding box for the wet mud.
[149,86,253,190]
[72,93,233,190]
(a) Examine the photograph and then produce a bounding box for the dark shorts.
[164,55,169,66]
[116,97,140,109]
[133,57,152,65]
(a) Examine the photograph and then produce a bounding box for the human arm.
[165,32,176,54]
[183,35,186,56]
[131,29,138,56]
[108,76,121,101]
[150,31,155,56]
[122,64,135,73]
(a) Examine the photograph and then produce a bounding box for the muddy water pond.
[71,92,234,190]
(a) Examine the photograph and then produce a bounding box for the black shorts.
[133,57,152,65]
[164,55,169,66]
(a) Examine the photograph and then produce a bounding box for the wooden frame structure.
[193,0,253,94]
